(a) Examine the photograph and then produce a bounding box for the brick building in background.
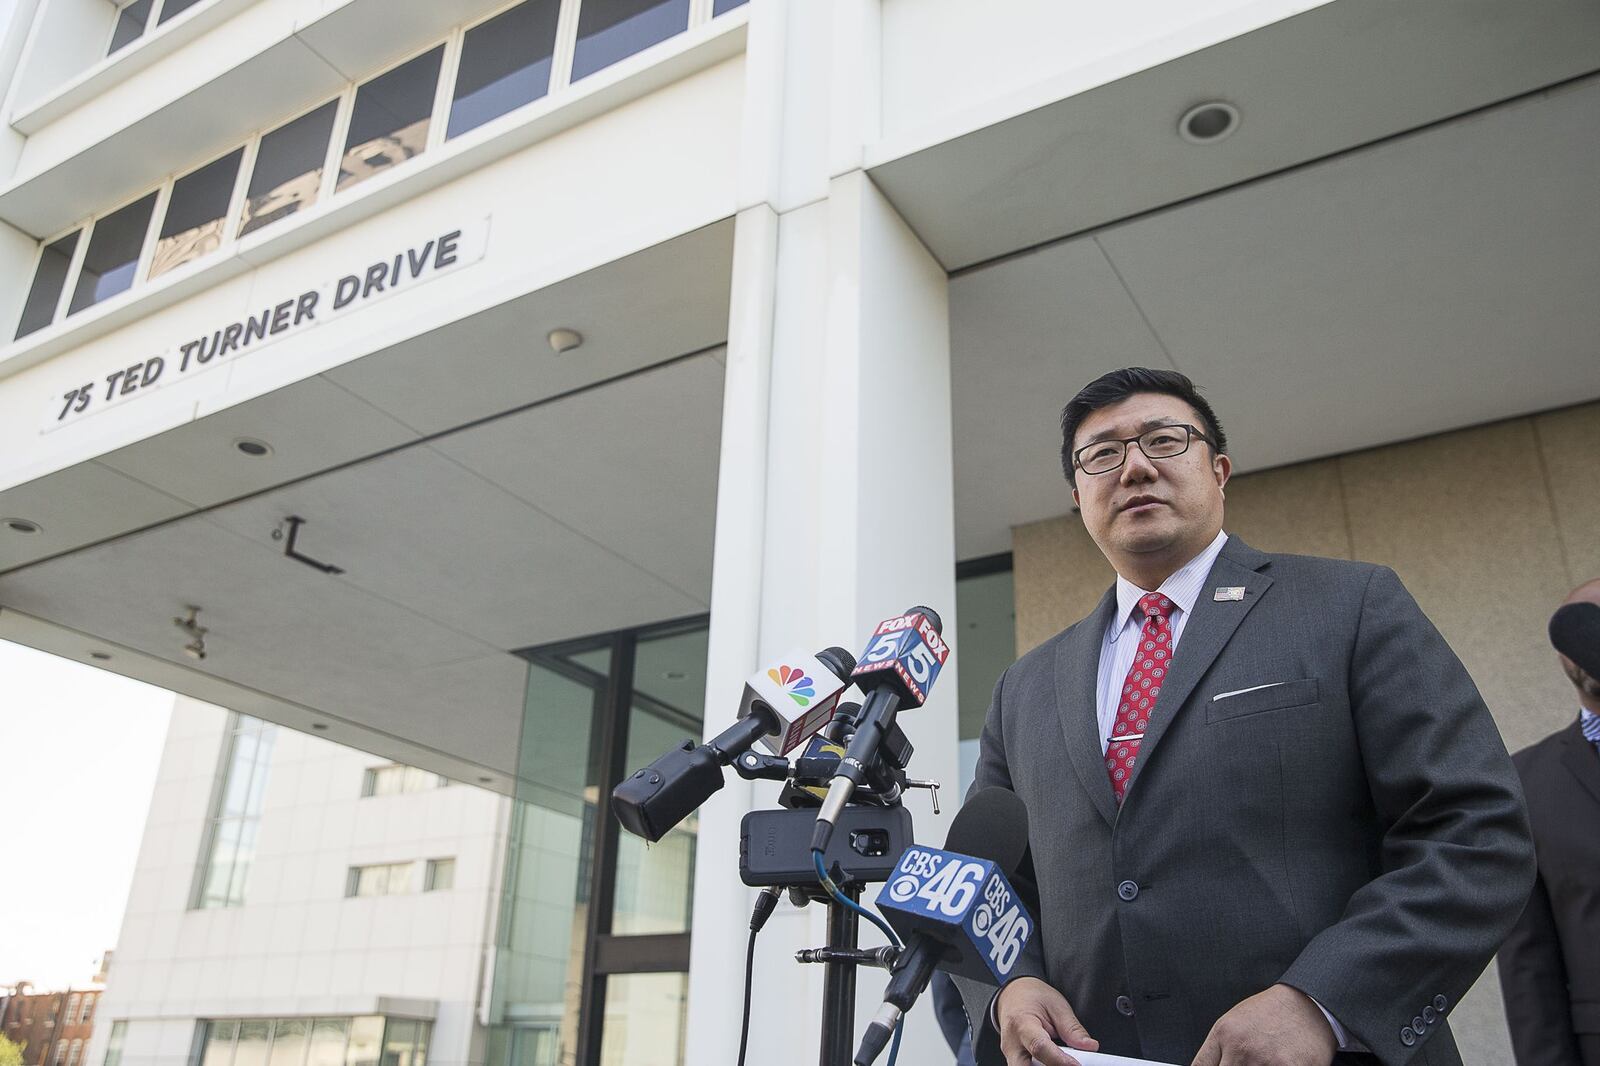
[2,984,103,1066]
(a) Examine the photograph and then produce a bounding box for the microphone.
[1551,601,1600,680]
[611,647,856,842]
[854,787,1034,1066]
[812,607,950,852]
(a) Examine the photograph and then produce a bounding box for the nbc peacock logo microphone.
[768,665,816,707]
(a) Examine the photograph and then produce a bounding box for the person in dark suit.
[1499,581,1600,1066]
[952,367,1535,1066]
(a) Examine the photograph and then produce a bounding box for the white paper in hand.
[1033,1050,1180,1066]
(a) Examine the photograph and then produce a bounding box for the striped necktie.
[1581,708,1600,755]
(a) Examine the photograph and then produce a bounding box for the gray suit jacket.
[954,537,1534,1066]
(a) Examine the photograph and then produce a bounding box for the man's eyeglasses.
[1073,424,1215,476]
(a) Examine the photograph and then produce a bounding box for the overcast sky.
[0,640,173,991]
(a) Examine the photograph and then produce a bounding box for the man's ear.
[1213,453,1232,491]
[1071,484,1080,508]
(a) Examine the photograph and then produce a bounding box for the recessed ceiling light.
[1178,101,1241,144]
[3,518,42,534]
[547,328,583,354]
[234,438,273,458]
[311,722,328,731]
[478,776,493,784]
[662,670,687,681]
[90,651,112,661]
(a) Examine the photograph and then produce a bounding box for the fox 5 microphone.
[611,646,855,842]
[811,606,950,852]
[1551,601,1600,679]
[854,787,1033,1065]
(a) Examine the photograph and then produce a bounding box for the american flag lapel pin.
[1214,586,1245,602]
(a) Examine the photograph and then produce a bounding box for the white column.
[687,3,959,1060]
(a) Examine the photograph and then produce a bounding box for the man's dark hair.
[1059,367,1228,482]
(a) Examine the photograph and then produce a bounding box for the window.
[360,765,447,797]
[711,0,747,12]
[151,149,243,278]
[51,1042,66,1066]
[102,1021,125,1066]
[954,554,1016,796]
[336,48,444,193]
[193,714,276,909]
[157,0,207,24]
[107,0,154,55]
[15,232,77,339]
[67,193,157,315]
[67,1040,82,1066]
[423,859,454,892]
[80,997,94,1026]
[447,1,561,139]
[571,0,691,82]
[345,863,414,898]
[67,996,80,1025]
[238,102,338,238]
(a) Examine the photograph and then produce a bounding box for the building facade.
[2,0,1598,1064]
[1,986,104,1066]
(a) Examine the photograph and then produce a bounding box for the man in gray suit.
[955,368,1534,1066]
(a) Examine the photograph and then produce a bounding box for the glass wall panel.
[570,0,690,82]
[307,1019,349,1066]
[447,0,560,139]
[108,0,154,55]
[239,102,338,237]
[151,149,242,278]
[268,1021,308,1066]
[15,232,78,339]
[103,1021,127,1066]
[68,193,156,315]
[201,1022,238,1066]
[610,627,704,934]
[598,973,686,1066]
[345,1018,383,1066]
[378,1020,416,1066]
[954,564,1016,796]
[337,48,444,193]
[491,654,607,1062]
[711,0,746,13]
[158,0,208,24]
[233,1021,270,1066]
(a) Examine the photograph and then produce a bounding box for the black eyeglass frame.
[1073,423,1217,475]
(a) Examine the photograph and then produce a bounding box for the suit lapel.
[1055,586,1120,828]
[1121,537,1274,804]
[1559,722,1600,810]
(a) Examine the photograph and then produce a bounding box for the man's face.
[1070,393,1231,565]
[1559,654,1600,705]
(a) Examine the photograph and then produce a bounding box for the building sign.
[42,220,488,432]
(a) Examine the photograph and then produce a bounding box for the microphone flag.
[739,649,852,755]
[875,844,1033,984]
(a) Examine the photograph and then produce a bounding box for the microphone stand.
[820,881,861,1066]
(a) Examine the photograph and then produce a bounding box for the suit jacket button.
[1117,880,1139,901]
[1116,995,1134,1016]
[1400,1027,1417,1047]
[1422,1006,1436,1024]
[1412,1015,1425,1032]
[1433,994,1448,1012]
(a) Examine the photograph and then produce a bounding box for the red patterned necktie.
[1106,592,1175,804]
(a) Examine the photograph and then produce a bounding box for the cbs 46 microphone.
[854,787,1034,1066]
[811,606,950,852]
[611,647,855,842]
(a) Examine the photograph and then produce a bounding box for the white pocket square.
[1212,681,1288,701]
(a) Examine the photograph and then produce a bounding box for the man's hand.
[1191,984,1338,1066]
[996,976,1099,1066]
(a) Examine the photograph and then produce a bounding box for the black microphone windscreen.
[908,606,943,634]
[817,645,858,677]
[944,787,1029,875]
[1551,602,1600,679]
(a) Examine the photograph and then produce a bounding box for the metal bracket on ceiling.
[272,516,346,575]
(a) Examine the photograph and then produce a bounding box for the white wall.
[85,696,508,1066]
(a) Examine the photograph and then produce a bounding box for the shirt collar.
[1113,529,1229,630]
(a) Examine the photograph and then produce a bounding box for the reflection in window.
[68,193,157,315]
[362,764,448,796]
[307,1020,349,1066]
[151,148,242,279]
[108,0,154,56]
[102,1021,126,1066]
[346,1017,384,1066]
[194,715,276,908]
[15,232,77,339]
[337,48,444,193]
[712,0,747,13]
[346,862,415,897]
[238,102,338,238]
[200,1021,238,1066]
[954,563,1016,795]
[158,0,208,24]
[570,0,691,82]
[599,973,687,1066]
[447,0,561,140]
[424,858,455,892]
